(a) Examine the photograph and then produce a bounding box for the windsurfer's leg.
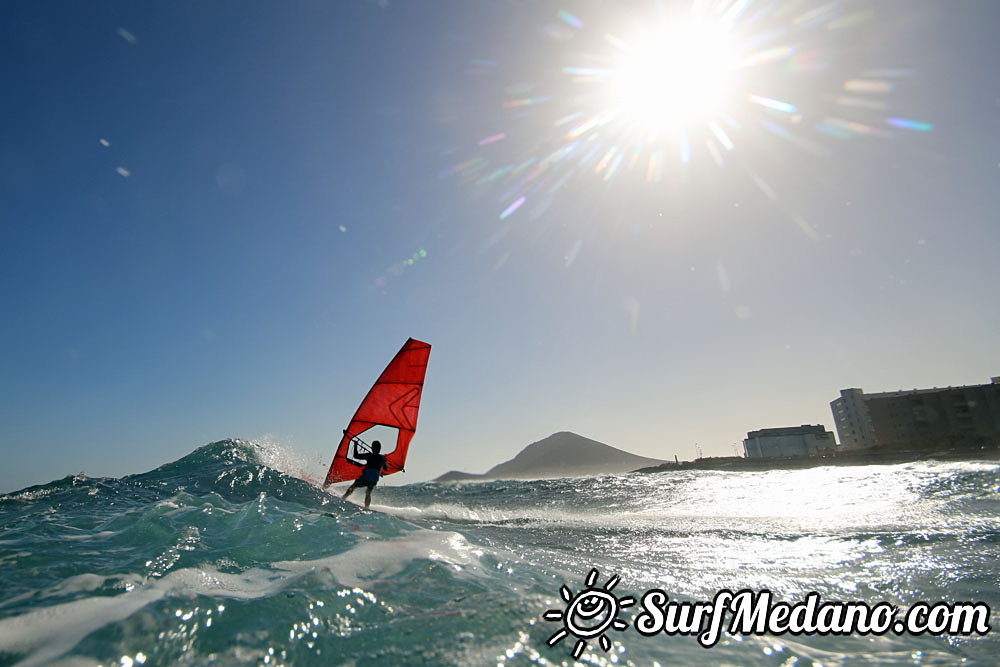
[343,481,357,500]
[364,487,372,509]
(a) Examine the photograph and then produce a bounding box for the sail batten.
[323,338,431,486]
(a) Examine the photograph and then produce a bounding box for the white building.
[743,425,836,458]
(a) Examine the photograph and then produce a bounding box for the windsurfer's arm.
[343,430,359,462]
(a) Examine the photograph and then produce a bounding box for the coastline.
[634,444,1000,474]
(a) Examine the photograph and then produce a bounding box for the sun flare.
[609,19,740,136]
[442,1,938,225]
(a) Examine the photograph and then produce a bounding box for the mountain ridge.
[433,431,665,481]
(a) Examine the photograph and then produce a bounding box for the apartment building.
[831,378,1000,450]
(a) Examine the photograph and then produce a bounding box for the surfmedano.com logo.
[542,569,992,659]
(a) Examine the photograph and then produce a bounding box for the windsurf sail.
[323,338,431,486]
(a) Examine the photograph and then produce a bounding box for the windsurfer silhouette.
[342,439,388,509]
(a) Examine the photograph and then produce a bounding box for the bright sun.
[610,19,740,136]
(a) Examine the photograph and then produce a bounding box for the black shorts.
[353,476,378,489]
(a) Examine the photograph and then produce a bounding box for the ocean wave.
[1,443,998,664]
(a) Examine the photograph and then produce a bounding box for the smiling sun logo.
[543,568,636,659]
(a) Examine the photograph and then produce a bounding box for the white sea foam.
[0,487,54,502]
[0,528,481,665]
[60,530,116,541]
[273,528,485,587]
[0,585,165,666]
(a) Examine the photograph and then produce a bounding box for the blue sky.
[2,0,998,493]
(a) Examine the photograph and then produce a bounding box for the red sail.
[323,338,431,486]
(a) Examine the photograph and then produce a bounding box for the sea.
[1,439,997,666]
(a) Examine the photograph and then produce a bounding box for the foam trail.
[0,529,480,664]
[0,586,165,666]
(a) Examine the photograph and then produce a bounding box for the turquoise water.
[1,440,997,665]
